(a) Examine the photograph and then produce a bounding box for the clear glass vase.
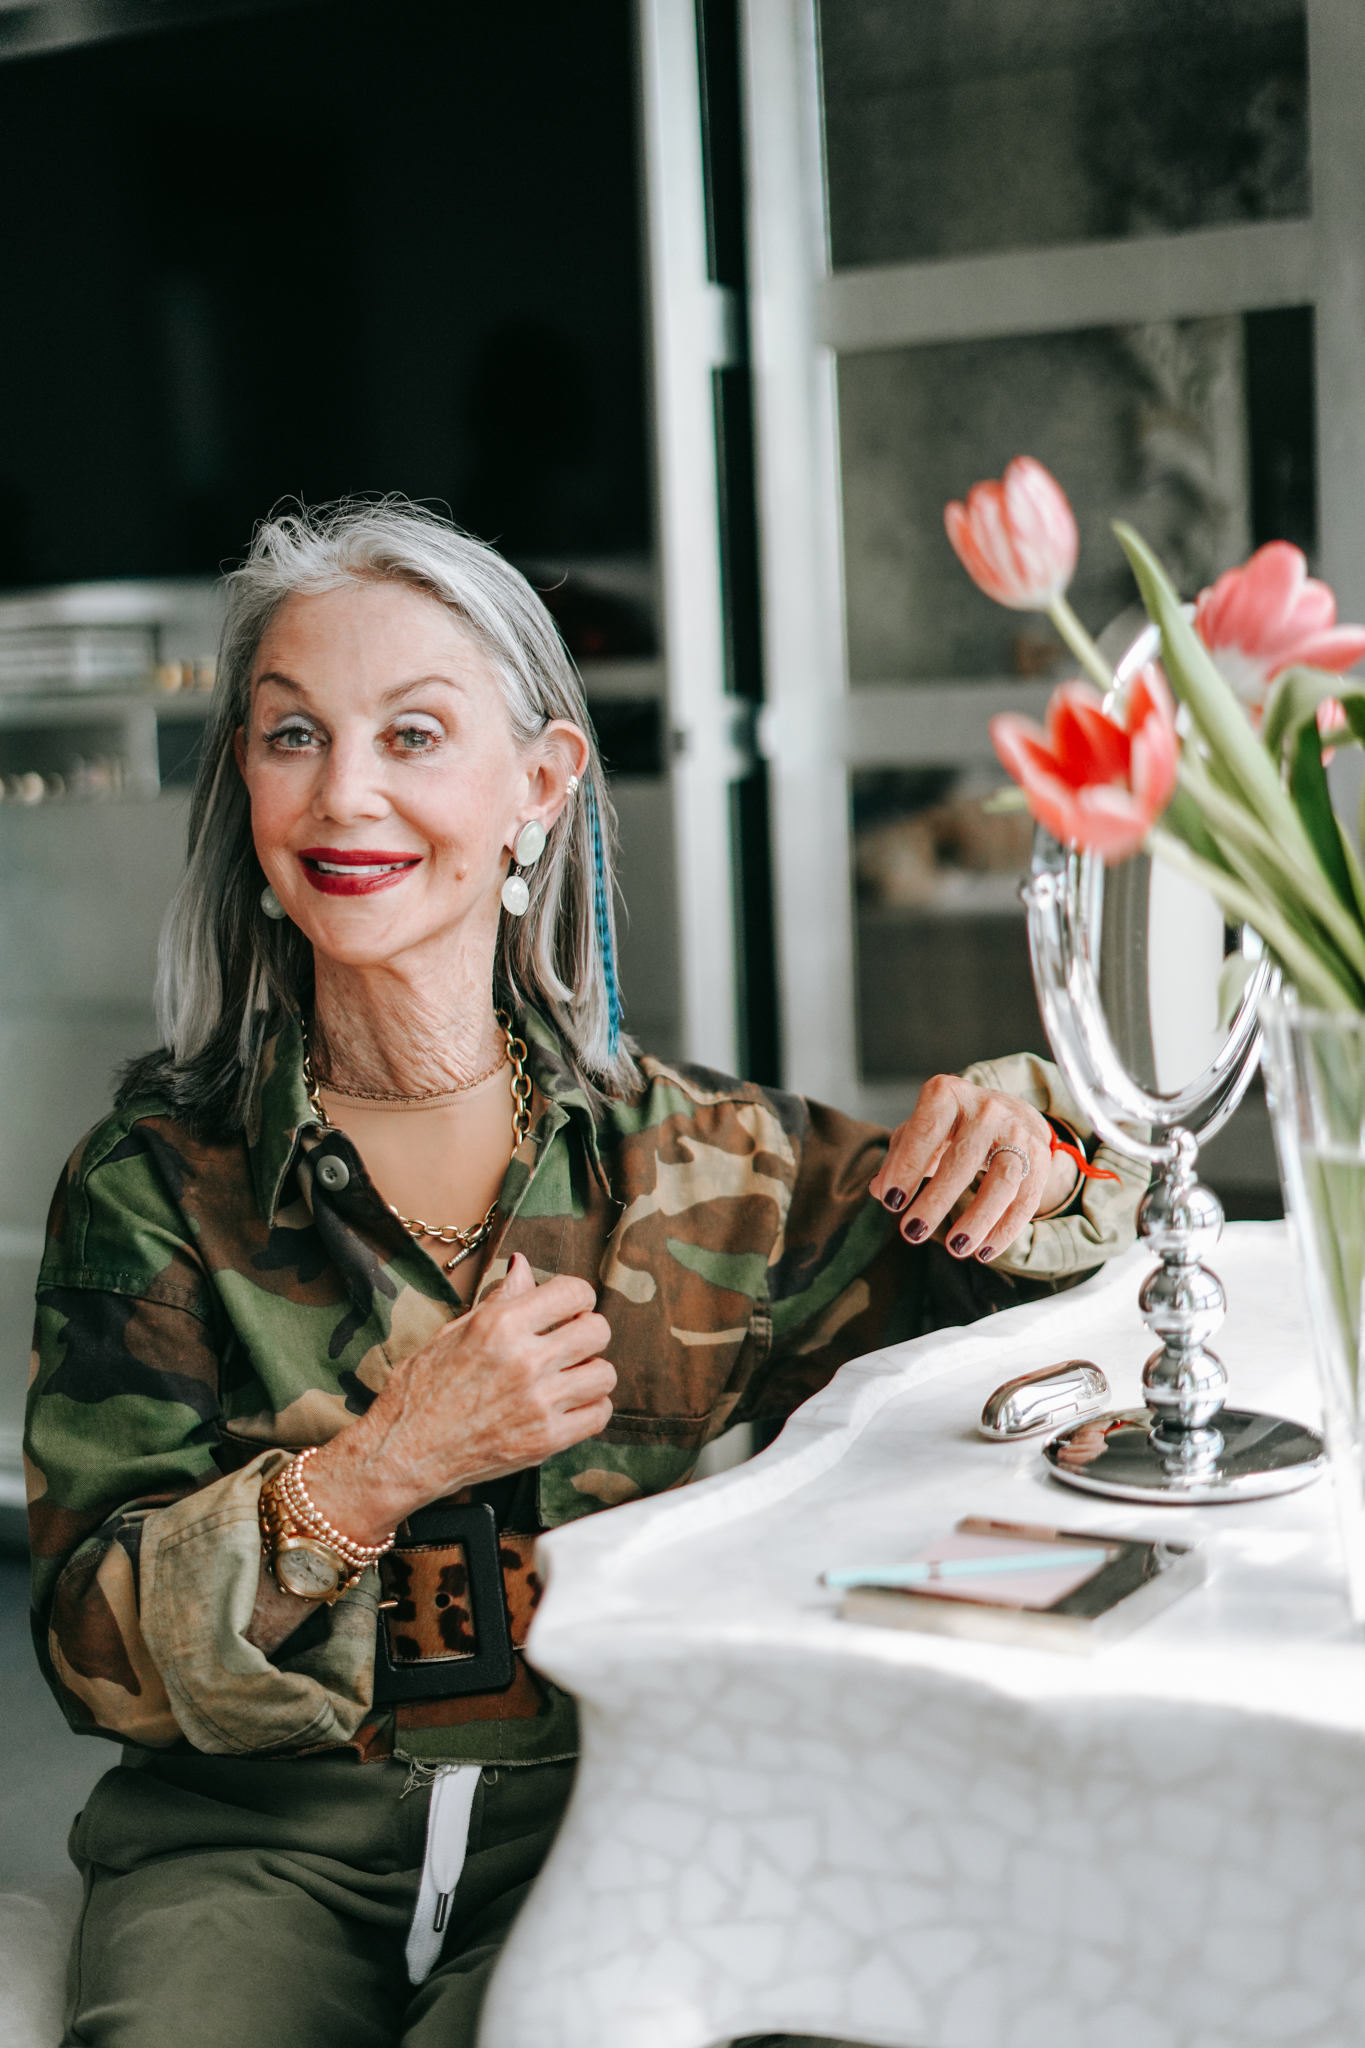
[1260,993,1365,1623]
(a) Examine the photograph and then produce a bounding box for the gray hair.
[126,497,637,1132]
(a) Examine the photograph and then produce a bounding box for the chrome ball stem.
[1136,1129,1228,1471]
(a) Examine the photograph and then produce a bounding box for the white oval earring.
[513,820,546,866]
[260,885,287,921]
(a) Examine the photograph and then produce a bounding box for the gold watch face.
[275,1537,344,1600]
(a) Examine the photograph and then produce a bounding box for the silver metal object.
[1041,1408,1326,1503]
[985,1142,1031,1176]
[1018,625,1324,1505]
[979,1360,1109,1441]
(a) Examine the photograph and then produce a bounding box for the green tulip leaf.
[1289,716,1357,914]
[1165,780,1231,873]
[1177,747,1365,991]
[1336,816,1365,930]
[1322,695,1365,852]
[1263,666,1353,762]
[1147,828,1357,1011]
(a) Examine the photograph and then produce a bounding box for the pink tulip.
[944,456,1078,610]
[991,667,1179,863]
[1194,542,1365,727]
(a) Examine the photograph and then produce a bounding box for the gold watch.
[258,1452,394,1604]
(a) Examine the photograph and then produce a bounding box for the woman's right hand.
[303,1254,615,1545]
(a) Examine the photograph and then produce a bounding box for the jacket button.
[316,1155,350,1192]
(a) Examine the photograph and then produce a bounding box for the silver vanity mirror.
[1021,626,1325,1504]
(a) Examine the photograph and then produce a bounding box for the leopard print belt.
[372,1503,544,1713]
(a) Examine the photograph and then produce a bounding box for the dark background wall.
[0,0,652,589]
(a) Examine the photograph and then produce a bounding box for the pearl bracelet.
[277,1447,396,1569]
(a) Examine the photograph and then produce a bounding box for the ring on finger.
[985,1142,1031,1176]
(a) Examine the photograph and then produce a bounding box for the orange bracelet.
[1049,1124,1121,1185]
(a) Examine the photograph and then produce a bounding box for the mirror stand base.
[1043,1406,1326,1504]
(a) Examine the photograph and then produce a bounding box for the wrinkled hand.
[306,1253,616,1544]
[868,1075,1077,1264]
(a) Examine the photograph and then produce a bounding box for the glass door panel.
[838,314,1280,686]
[840,307,1317,1084]
[852,766,1042,1078]
[820,0,1310,270]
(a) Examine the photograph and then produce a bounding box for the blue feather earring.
[588,784,621,1058]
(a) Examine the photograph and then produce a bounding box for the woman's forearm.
[302,1412,429,1549]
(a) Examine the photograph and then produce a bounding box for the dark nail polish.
[977,1244,996,1263]
[948,1231,971,1255]
[903,1217,928,1243]
[883,1187,907,1212]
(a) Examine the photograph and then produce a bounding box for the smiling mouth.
[312,858,412,877]
[298,848,422,896]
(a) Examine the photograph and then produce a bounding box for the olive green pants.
[62,1747,574,2048]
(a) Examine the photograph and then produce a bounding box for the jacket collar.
[244,1003,611,1225]
[515,1005,612,1186]
[244,1010,314,1225]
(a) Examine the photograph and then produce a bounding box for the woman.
[26,500,1142,2047]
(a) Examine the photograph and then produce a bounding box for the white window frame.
[637,0,750,1075]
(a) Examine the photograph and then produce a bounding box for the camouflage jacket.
[25,1011,1145,1764]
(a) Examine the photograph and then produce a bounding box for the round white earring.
[260,884,287,921]
[501,872,531,916]
[566,774,580,798]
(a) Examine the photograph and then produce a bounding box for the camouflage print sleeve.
[26,1118,376,1753]
[742,1055,1143,1422]
[30,1418,185,1751]
[742,1093,898,1422]
[26,1120,226,1746]
[138,1451,378,1754]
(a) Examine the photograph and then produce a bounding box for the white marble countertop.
[481,1222,1365,2048]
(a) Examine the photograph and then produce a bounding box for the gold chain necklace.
[299,1010,533,1271]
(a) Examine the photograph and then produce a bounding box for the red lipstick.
[297,847,422,897]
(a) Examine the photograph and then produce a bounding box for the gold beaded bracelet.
[277,1447,396,1569]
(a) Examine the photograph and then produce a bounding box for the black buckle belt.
[372,1501,515,1704]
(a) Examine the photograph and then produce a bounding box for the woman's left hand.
[868,1075,1078,1263]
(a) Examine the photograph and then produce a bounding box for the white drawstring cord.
[405,1764,480,1985]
